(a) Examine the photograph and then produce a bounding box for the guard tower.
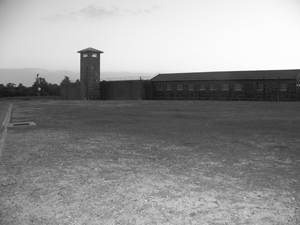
[77,47,104,100]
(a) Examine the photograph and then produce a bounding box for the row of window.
[83,53,97,58]
[157,83,288,91]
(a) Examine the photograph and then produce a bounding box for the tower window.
[91,53,97,58]
[83,54,88,57]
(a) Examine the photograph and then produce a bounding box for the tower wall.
[78,48,103,100]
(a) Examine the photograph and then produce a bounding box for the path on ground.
[0,102,10,132]
[0,102,12,159]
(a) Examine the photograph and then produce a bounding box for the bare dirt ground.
[0,100,299,225]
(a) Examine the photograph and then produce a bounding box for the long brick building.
[150,70,300,101]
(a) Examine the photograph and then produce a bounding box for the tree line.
[0,75,68,97]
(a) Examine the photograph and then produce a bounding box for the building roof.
[77,47,104,53]
[151,69,300,81]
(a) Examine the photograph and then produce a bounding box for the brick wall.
[152,79,298,101]
[60,79,300,101]
[60,82,81,100]
[80,53,101,100]
[100,80,151,100]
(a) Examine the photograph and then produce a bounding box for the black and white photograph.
[0,0,300,224]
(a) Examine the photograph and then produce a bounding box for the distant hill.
[0,68,156,87]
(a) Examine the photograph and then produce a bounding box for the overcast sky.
[1,0,300,83]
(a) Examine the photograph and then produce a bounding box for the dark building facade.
[151,70,300,101]
[100,80,151,100]
[77,47,104,100]
[61,48,300,101]
[60,81,81,100]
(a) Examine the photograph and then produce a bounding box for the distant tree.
[45,83,60,96]
[32,77,49,96]
[6,83,16,97]
[6,83,16,87]
[0,84,6,97]
[26,87,34,96]
[61,76,71,84]
[52,84,60,96]
[15,83,26,96]
[0,76,61,98]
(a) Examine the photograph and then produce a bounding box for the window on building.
[199,84,205,90]
[280,83,287,91]
[255,83,264,91]
[91,53,97,57]
[167,84,172,91]
[83,54,88,57]
[210,84,215,91]
[222,84,229,90]
[234,83,242,91]
[157,84,163,91]
[177,84,183,91]
[188,84,194,91]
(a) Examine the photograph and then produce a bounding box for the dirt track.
[0,100,299,224]
[0,101,10,128]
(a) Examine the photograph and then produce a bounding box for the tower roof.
[77,47,104,53]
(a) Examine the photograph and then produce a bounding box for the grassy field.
[0,100,299,225]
